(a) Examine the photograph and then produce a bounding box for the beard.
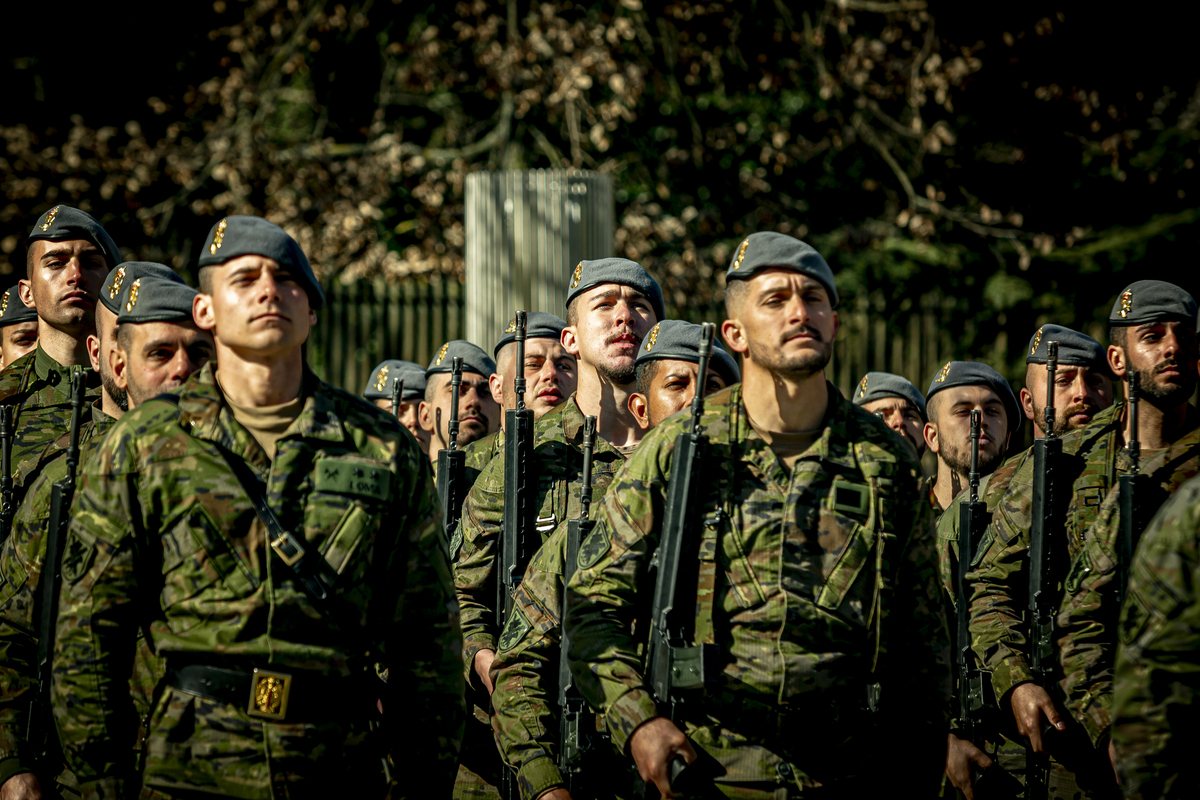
[101,366,128,413]
[1132,356,1197,410]
[747,324,833,379]
[1033,400,1097,436]
[940,435,1005,478]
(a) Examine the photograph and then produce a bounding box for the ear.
[830,309,840,339]
[86,333,101,372]
[924,422,940,456]
[17,279,34,310]
[193,291,215,332]
[1107,344,1127,378]
[488,372,504,406]
[111,340,130,390]
[1019,387,1036,422]
[561,327,580,357]
[721,319,747,355]
[418,400,433,432]
[628,392,651,430]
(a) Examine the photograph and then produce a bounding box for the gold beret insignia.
[504,317,517,334]
[374,366,389,392]
[858,375,868,398]
[0,291,9,319]
[209,218,228,255]
[644,322,661,351]
[569,262,583,289]
[732,238,750,270]
[433,342,450,366]
[1030,327,1043,356]
[1119,290,1133,318]
[39,206,61,232]
[109,265,127,300]
[935,362,952,383]
[125,278,141,313]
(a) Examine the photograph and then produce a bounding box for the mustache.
[605,331,639,346]
[781,325,824,344]
[1060,401,1095,418]
[1155,358,1181,374]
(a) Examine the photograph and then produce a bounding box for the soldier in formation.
[363,358,431,453]
[0,289,38,372]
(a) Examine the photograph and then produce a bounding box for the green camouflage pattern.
[1111,472,1200,799]
[564,383,951,793]
[0,345,102,514]
[50,363,464,800]
[0,402,110,789]
[1057,416,1200,747]
[462,429,504,490]
[967,401,1126,703]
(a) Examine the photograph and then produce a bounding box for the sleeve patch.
[61,532,97,584]
[498,604,531,652]
[577,524,611,570]
[449,523,463,562]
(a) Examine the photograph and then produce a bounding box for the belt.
[165,661,377,723]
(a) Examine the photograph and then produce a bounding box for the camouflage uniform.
[1110,473,1200,798]
[565,384,950,797]
[51,364,464,799]
[462,429,504,489]
[1057,416,1200,749]
[0,346,101,518]
[0,403,110,792]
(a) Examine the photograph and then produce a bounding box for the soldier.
[968,281,1199,798]
[1109,472,1200,799]
[51,216,464,798]
[0,206,115,510]
[488,318,729,799]
[938,327,1114,798]
[565,232,950,797]
[454,258,662,798]
[420,340,501,472]
[923,362,1020,513]
[363,359,429,453]
[0,288,38,371]
[0,275,212,800]
[851,371,927,456]
[628,319,741,429]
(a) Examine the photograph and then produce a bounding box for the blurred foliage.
[3,0,1200,386]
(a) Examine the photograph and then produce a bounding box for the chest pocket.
[309,456,393,575]
[160,502,260,614]
[814,477,887,626]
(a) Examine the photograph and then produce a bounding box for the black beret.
[635,320,741,387]
[564,258,665,322]
[1109,280,1198,326]
[492,311,568,358]
[725,232,839,308]
[363,360,426,402]
[101,262,184,314]
[1026,324,1107,370]
[26,205,121,269]
[425,340,496,378]
[926,361,1022,433]
[852,371,927,421]
[0,288,38,328]
[115,275,199,325]
[197,216,325,310]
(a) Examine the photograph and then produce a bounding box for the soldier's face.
[1022,364,1113,436]
[372,397,430,453]
[419,372,499,453]
[861,397,926,456]
[925,385,1009,477]
[0,321,38,369]
[629,358,728,430]
[114,321,214,409]
[195,255,315,358]
[563,284,657,385]
[19,239,109,331]
[495,337,577,420]
[724,271,838,379]
[1113,320,1199,409]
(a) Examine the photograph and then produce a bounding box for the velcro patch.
[1079,486,1104,507]
[498,605,531,652]
[450,524,464,562]
[577,524,611,570]
[314,459,391,501]
[830,480,869,517]
[61,533,97,584]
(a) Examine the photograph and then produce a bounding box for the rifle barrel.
[1044,341,1058,439]
[968,410,981,502]
[448,357,462,451]
[514,311,527,413]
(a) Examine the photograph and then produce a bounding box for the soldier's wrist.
[518,755,565,800]
[607,688,660,754]
[0,756,35,788]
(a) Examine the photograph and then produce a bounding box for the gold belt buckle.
[270,533,304,567]
[247,668,292,720]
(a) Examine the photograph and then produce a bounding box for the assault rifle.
[558,415,597,792]
[26,370,87,770]
[498,311,535,631]
[641,322,724,797]
[1117,372,1140,605]
[391,378,404,418]
[1026,341,1062,800]
[437,358,466,545]
[0,404,13,542]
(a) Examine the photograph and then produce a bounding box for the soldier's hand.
[1010,682,1064,752]
[1108,739,1119,784]
[945,733,993,800]
[1,772,44,800]
[535,789,573,800]
[629,717,697,798]
[473,648,497,695]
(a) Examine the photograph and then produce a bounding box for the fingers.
[969,747,994,770]
[1040,700,1065,732]
[1109,740,1120,785]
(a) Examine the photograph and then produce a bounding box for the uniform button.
[776,761,792,778]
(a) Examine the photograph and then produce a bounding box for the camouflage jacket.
[1111,473,1200,799]
[462,429,504,490]
[0,346,102,516]
[0,402,111,787]
[565,384,951,790]
[50,364,464,799]
[967,401,1126,703]
[488,410,627,798]
[454,395,623,686]
[1057,417,1200,747]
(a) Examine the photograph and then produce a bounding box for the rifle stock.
[26,369,87,770]
[1117,371,1140,604]
[437,358,466,547]
[0,404,13,541]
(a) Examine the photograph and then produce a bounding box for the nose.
[256,272,282,304]
[885,409,905,433]
[63,256,85,287]
[1162,329,1181,359]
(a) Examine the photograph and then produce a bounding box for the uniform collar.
[734,381,857,468]
[552,393,622,457]
[33,343,90,400]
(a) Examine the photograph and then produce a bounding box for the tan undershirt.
[217,372,305,460]
[612,442,639,459]
[747,414,824,471]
